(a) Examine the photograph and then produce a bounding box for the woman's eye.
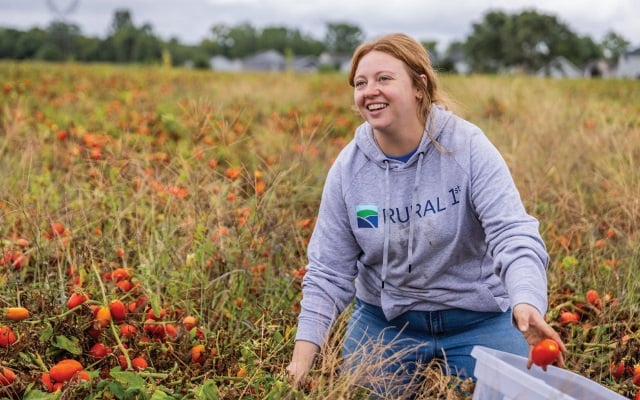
[354,81,366,87]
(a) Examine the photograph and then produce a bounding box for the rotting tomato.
[531,339,560,367]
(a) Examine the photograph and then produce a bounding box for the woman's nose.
[363,82,380,96]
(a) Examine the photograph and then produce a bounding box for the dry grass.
[0,62,639,398]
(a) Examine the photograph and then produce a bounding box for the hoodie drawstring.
[381,160,390,289]
[408,152,424,274]
[380,152,424,289]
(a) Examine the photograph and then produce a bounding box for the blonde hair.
[348,33,450,126]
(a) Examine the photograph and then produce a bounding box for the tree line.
[0,8,631,73]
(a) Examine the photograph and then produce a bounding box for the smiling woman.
[286,33,567,399]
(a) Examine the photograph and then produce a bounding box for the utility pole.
[46,0,80,59]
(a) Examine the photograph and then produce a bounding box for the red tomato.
[633,366,640,386]
[610,361,626,380]
[131,356,148,370]
[109,300,127,322]
[0,325,17,347]
[66,292,88,309]
[531,339,560,367]
[586,289,601,308]
[559,311,580,325]
[89,343,111,359]
[119,324,137,338]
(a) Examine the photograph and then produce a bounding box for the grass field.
[1,61,639,399]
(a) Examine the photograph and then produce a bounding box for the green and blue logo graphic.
[356,205,378,228]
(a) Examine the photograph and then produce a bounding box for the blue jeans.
[341,298,528,398]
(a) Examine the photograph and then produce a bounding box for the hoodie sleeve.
[295,158,360,347]
[468,130,549,316]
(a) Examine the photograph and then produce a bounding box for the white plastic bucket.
[471,345,626,400]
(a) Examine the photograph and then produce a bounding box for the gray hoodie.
[295,105,549,347]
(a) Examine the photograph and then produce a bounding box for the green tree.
[0,28,22,59]
[226,23,258,58]
[105,9,162,63]
[600,31,630,61]
[464,9,602,73]
[325,22,364,55]
[45,21,81,60]
[464,11,510,72]
[14,28,47,59]
[258,26,289,53]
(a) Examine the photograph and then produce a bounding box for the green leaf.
[194,380,219,400]
[150,389,176,400]
[111,370,147,387]
[23,388,59,400]
[39,323,54,343]
[51,335,82,355]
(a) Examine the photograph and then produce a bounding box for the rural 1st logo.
[356,205,378,228]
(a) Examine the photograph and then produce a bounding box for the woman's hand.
[513,303,568,370]
[286,340,320,388]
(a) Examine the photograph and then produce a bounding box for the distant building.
[616,47,640,79]
[209,55,243,72]
[583,59,612,78]
[291,55,319,72]
[536,56,581,78]
[243,50,286,71]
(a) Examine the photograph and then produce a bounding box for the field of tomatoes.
[1,62,639,399]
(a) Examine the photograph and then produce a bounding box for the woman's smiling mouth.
[367,103,388,111]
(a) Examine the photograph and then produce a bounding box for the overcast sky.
[1,0,639,49]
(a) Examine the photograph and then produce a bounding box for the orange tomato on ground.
[191,344,205,364]
[532,339,560,367]
[49,359,83,382]
[0,367,16,385]
[182,315,197,331]
[5,307,29,321]
[41,372,54,392]
[93,306,112,329]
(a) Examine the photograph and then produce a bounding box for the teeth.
[367,103,387,111]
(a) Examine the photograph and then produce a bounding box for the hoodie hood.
[354,104,454,170]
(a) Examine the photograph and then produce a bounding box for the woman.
[286,33,566,397]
